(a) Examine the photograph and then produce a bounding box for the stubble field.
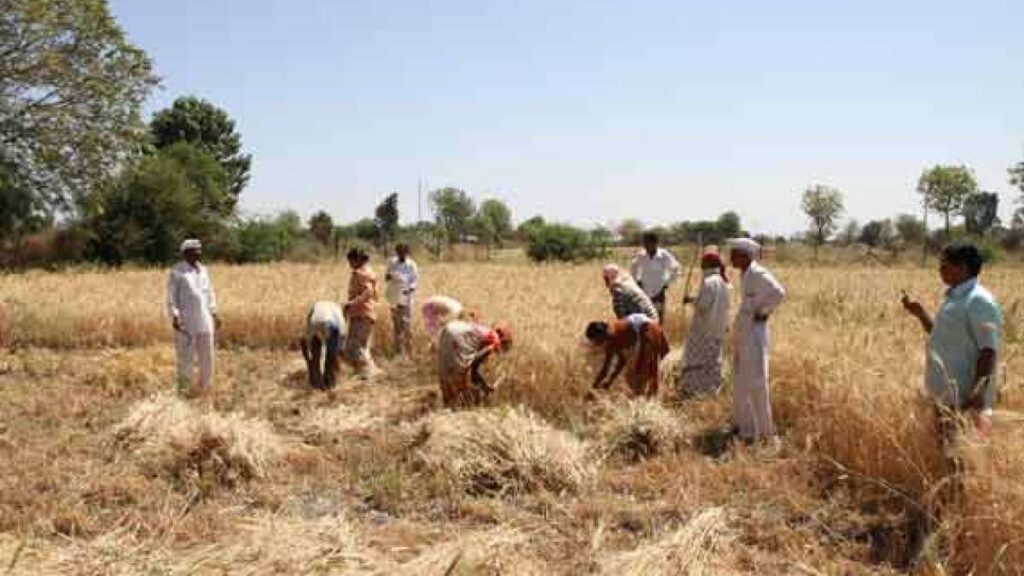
[0,257,1022,574]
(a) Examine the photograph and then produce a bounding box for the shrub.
[524,222,606,263]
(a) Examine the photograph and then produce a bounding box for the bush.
[524,223,607,263]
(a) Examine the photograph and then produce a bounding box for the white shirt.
[693,271,731,340]
[306,301,345,340]
[167,261,217,334]
[385,257,419,307]
[737,261,785,324]
[630,248,682,298]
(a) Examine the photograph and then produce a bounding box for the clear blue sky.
[109,0,1023,234]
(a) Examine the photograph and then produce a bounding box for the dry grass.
[412,406,596,496]
[113,393,295,489]
[1,258,1022,574]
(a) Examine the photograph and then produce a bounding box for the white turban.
[727,237,760,258]
[180,238,202,253]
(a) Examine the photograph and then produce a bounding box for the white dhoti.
[176,331,215,390]
[733,319,775,440]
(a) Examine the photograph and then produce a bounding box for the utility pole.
[417,178,422,223]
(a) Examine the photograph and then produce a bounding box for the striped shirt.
[611,281,660,322]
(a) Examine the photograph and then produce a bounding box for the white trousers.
[733,321,775,440]
[176,331,215,390]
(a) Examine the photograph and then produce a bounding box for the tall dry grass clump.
[595,398,689,461]
[412,406,596,496]
[598,507,733,575]
[113,393,293,488]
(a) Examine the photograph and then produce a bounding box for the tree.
[800,184,844,259]
[715,211,742,240]
[308,211,334,246]
[895,214,926,246]
[374,193,399,248]
[917,165,978,237]
[150,96,252,207]
[475,198,513,250]
[429,187,475,244]
[524,222,604,263]
[0,152,48,264]
[837,219,860,246]
[616,219,644,246]
[517,215,546,242]
[858,219,895,250]
[962,192,999,236]
[1,0,158,209]
[89,143,227,264]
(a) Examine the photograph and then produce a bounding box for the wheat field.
[1,257,1022,574]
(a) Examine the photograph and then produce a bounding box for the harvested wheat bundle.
[597,398,688,461]
[397,527,547,576]
[414,406,596,496]
[113,393,292,486]
[599,508,734,576]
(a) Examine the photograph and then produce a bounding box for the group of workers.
[167,232,1003,444]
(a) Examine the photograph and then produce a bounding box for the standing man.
[385,243,418,356]
[901,242,1003,437]
[344,247,382,379]
[167,238,219,394]
[631,232,681,322]
[728,238,785,443]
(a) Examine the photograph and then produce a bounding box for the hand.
[172,316,182,332]
[385,273,393,282]
[901,293,925,318]
[754,313,769,323]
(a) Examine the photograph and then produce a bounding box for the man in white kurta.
[385,243,419,356]
[729,238,785,441]
[167,239,219,392]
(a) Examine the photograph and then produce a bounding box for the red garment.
[606,320,670,396]
[701,252,729,283]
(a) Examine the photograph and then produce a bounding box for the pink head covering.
[603,264,624,286]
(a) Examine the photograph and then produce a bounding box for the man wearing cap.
[728,238,785,442]
[630,231,682,322]
[167,239,220,393]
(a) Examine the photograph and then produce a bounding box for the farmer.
[343,247,382,379]
[678,249,732,398]
[630,231,681,322]
[603,264,659,322]
[167,238,220,393]
[421,295,466,338]
[585,313,670,397]
[299,301,345,390]
[901,242,1003,437]
[729,237,786,442]
[436,319,512,408]
[385,243,418,356]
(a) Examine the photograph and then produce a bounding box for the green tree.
[516,215,546,242]
[429,187,475,244]
[1007,161,1024,230]
[231,217,292,263]
[308,210,334,246]
[475,198,513,250]
[374,193,399,248]
[800,184,844,260]
[837,219,860,246]
[150,96,252,207]
[0,153,49,264]
[858,219,895,250]
[616,219,644,246]
[1,0,157,209]
[525,222,603,263]
[962,192,999,236]
[895,214,926,246]
[917,165,978,237]
[89,143,227,264]
[715,211,742,239]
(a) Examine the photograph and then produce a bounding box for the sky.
[109,0,1024,235]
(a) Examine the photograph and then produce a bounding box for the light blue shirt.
[926,278,1002,409]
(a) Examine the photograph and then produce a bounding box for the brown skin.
[172,247,220,332]
[901,258,996,419]
[643,238,658,258]
[729,249,768,322]
[588,330,629,389]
